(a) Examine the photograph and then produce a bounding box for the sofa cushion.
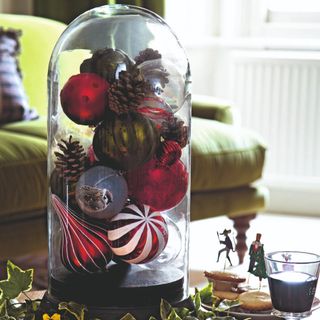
[192,95,234,124]
[1,117,47,139]
[191,117,266,192]
[0,130,47,217]
[0,27,38,124]
[191,185,268,220]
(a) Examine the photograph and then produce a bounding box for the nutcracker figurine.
[216,229,234,266]
[248,233,267,282]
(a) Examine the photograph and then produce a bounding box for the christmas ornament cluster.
[51,47,190,274]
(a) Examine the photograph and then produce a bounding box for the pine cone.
[161,117,189,148]
[141,63,169,94]
[135,49,169,94]
[134,48,162,65]
[108,66,151,114]
[54,135,86,182]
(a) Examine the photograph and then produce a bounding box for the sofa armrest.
[192,94,235,124]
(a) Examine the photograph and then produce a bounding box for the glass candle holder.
[47,4,191,319]
[265,251,320,319]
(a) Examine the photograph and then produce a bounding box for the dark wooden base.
[49,263,185,306]
[229,213,257,264]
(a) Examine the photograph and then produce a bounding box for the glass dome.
[47,4,191,318]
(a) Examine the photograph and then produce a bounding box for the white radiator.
[229,50,320,179]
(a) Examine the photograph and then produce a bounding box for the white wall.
[166,1,320,215]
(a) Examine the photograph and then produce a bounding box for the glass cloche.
[47,4,191,319]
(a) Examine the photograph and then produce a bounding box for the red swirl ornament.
[51,194,112,273]
[107,204,168,264]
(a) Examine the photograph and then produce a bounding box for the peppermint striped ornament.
[108,204,168,264]
[51,194,112,273]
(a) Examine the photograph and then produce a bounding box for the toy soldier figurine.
[248,233,267,281]
[217,229,234,266]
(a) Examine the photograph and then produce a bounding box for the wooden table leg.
[229,213,257,265]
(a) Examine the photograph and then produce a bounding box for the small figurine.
[216,229,234,266]
[248,233,267,282]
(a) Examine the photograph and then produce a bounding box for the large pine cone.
[134,48,162,65]
[161,117,189,148]
[54,135,86,183]
[135,49,169,94]
[108,66,151,115]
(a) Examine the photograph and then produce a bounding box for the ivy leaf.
[214,299,241,313]
[167,309,182,320]
[58,301,87,320]
[160,299,173,320]
[195,309,215,320]
[173,307,191,318]
[198,283,214,305]
[0,261,33,300]
[120,313,136,320]
[6,302,26,319]
[148,317,158,320]
[194,293,201,312]
[0,297,5,317]
[23,312,36,320]
[0,290,5,313]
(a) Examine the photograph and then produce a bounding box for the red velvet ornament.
[108,203,168,264]
[60,73,109,125]
[51,194,112,273]
[126,158,188,211]
[157,140,182,166]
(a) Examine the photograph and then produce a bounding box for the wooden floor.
[189,211,320,287]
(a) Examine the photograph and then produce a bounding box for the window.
[165,0,320,43]
[260,0,320,39]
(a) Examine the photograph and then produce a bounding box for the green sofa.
[0,14,267,275]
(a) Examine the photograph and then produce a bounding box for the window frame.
[256,1,320,39]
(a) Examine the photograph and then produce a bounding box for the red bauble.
[156,140,182,166]
[60,73,109,125]
[126,158,188,211]
[51,194,112,273]
[107,203,168,264]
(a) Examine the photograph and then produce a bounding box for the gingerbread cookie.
[212,290,240,300]
[238,291,272,311]
[204,271,246,283]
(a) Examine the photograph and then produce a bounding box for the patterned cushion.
[0,27,38,124]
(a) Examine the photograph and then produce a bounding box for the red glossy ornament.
[60,73,109,125]
[51,194,112,273]
[126,158,188,211]
[156,140,182,166]
[108,203,168,264]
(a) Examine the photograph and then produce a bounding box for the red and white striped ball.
[107,203,168,264]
